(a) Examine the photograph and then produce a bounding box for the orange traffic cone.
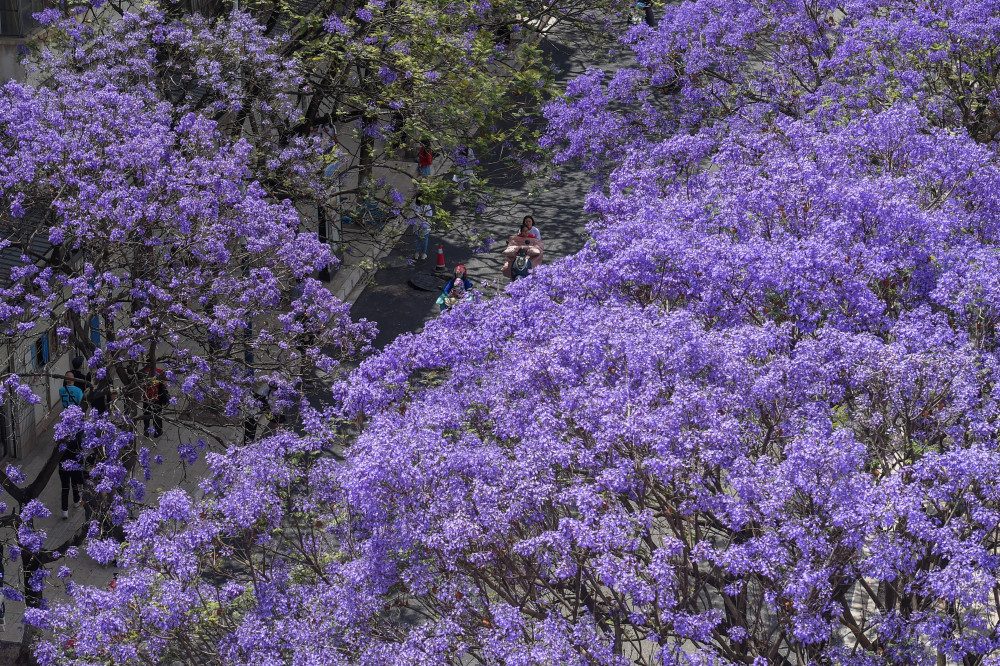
[435,244,447,272]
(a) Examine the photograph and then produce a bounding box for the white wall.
[0,40,25,81]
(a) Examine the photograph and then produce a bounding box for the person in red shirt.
[417,145,433,178]
[142,366,167,438]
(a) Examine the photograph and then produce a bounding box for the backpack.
[59,385,83,409]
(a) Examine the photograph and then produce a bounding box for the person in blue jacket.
[438,265,473,310]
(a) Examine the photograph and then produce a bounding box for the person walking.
[452,146,474,190]
[57,377,85,518]
[57,434,84,519]
[88,379,114,415]
[142,365,167,438]
[59,376,83,411]
[67,356,90,392]
[412,195,433,261]
[417,145,434,178]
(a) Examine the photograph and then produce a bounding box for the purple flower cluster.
[27,1,1000,665]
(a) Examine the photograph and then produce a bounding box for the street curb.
[333,218,409,305]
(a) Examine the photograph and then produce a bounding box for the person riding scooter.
[437,265,473,311]
[510,247,532,282]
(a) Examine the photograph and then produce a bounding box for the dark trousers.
[143,400,163,437]
[243,416,258,445]
[59,467,84,512]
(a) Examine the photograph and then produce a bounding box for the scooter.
[436,273,474,312]
[436,291,473,312]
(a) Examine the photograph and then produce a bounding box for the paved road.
[349,35,601,349]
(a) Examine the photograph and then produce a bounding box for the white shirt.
[412,203,432,237]
[526,226,540,240]
[412,203,433,219]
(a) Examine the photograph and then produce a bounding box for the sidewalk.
[347,30,602,349]
[0,416,211,644]
[315,24,543,306]
[0,147,427,647]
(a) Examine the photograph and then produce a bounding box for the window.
[0,0,43,38]
[28,324,68,370]
[0,0,19,37]
[31,331,48,369]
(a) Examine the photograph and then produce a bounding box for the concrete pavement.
[0,414,212,645]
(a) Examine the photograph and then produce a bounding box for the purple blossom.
[21,500,50,522]
[29,1,1000,665]
[323,15,352,36]
[176,443,199,466]
[4,464,25,485]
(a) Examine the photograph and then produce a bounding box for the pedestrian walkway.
[323,153,427,304]
[0,415,211,644]
[0,127,439,648]
[312,25,542,306]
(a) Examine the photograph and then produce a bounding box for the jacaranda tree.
[26,1,1000,665]
[543,0,1000,171]
[0,2,372,652]
[268,0,606,236]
